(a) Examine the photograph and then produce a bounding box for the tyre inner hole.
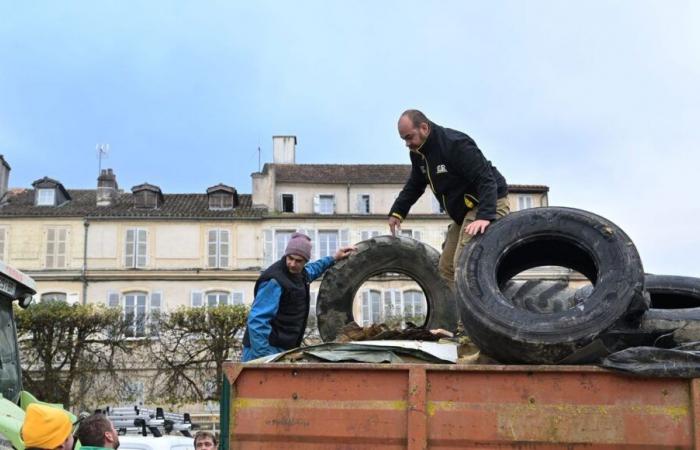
[351,272,428,329]
[649,292,700,309]
[495,236,597,314]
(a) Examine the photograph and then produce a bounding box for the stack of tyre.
[316,206,700,365]
[455,207,700,364]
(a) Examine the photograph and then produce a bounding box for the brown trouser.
[438,196,511,287]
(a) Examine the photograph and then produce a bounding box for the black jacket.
[242,257,310,350]
[390,121,507,224]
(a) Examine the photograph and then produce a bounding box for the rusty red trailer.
[221,362,700,449]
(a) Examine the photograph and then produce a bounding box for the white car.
[117,435,194,450]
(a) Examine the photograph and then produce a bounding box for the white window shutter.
[67,293,79,305]
[361,290,369,326]
[232,291,244,305]
[414,230,422,241]
[191,290,203,308]
[220,230,230,268]
[394,290,402,317]
[108,292,120,308]
[263,229,273,268]
[136,229,148,267]
[383,290,392,321]
[313,195,320,213]
[125,229,135,267]
[207,230,217,267]
[339,229,349,248]
[277,194,283,212]
[356,194,363,214]
[150,292,162,309]
[57,229,67,268]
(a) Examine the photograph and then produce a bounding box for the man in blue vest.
[242,232,355,362]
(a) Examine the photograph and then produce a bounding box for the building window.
[41,292,67,303]
[263,229,348,267]
[518,195,534,210]
[109,291,161,338]
[357,194,371,214]
[400,229,422,241]
[209,192,233,210]
[274,230,294,261]
[232,291,244,305]
[37,189,56,206]
[45,228,67,268]
[207,229,230,268]
[281,194,295,213]
[206,291,230,307]
[361,290,383,326]
[135,190,159,209]
[262,229,294,268]
[403,290,426,321]
[317,230,339,258]
[358,289,427,327]
[125,228,148,268]
[191,290,244,307]
[315,194,335,214]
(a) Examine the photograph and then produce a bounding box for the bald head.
[398,109,430,151]
[399,109,430,128]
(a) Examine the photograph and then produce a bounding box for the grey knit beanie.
[284,232,312,261]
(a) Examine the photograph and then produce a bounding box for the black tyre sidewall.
[317,236,457,342]
[456,207,646,363]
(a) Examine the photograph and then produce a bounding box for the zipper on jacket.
[419,153,437,194]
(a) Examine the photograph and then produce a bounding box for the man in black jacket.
[389,110,510,287]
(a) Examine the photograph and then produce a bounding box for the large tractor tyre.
[640,275,700,345]
[316,235,457,342]
[455,207,648,364]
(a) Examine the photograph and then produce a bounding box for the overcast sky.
[1,1,699,276]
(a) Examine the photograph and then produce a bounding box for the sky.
[1,1,699,276]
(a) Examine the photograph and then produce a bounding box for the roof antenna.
[97,144,110,174]
[258,145,261,172]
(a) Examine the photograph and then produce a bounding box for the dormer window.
[131,183,163,209]
[210,192,233,209]
[140,191,158,208]
[37,188,56,206]
[207,184,238,211]
[32,177,71,207]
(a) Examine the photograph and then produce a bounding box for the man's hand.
[388,216,402,236]
[464,219,491,236]
[334,245,357,261]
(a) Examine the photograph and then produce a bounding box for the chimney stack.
[272,136,297,164]
[97,168,118,206]
[0,155,10,201]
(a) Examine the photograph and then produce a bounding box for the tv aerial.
[97,144,110,173]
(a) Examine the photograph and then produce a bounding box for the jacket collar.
[416,121,438,155]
